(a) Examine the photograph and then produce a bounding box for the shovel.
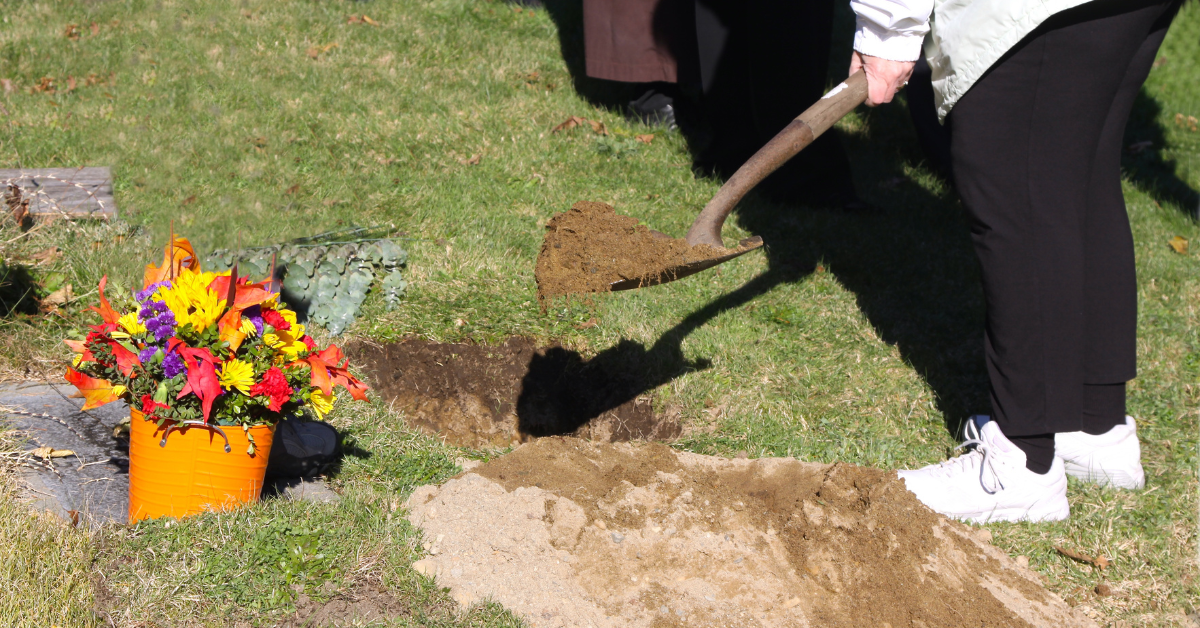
[607,70,868,291]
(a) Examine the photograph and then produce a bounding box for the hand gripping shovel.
[605,70,868,291]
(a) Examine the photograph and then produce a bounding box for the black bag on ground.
[266,418,340,478]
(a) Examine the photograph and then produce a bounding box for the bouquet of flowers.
[65,236,368,452]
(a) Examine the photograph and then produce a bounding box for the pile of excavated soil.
[346,338,680,449]
[406,438,1096,628]
[535,201,728,302]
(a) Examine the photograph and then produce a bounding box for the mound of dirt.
[535,201,726,302]
[346,338,680,449]
[406,438,1096,628]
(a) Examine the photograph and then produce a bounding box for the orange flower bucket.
[128,408,275,523]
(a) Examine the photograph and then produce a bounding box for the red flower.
[141,394,170,418]
[301,335,316,350]
[262,309,291,331]
[249,366,293,412]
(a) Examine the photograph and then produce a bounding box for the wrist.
[853,21,925,62]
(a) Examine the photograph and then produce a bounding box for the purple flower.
[162,352,186,379]
[138,346,159,363]
[243,305,264,335]
[136,281,172,303]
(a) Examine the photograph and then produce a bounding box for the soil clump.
[346,338,680,448]
[407,437,1096,628]
[535,201,728,302]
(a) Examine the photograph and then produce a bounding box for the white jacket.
[851,0,1092,120]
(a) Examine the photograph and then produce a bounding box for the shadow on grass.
[0,263,40,317]
[517,97,990,438]
[527,2,1196,437]
[1123,87,1200,218]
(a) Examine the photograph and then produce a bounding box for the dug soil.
[346,337,681,448]
[407,438,1096,628]
[535,201,730,302]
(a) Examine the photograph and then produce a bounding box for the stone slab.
[0,167,117,219]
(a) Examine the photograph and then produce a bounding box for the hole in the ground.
[346,337,682,448]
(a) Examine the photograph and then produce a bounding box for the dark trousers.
[950,0,1180,449]
[694,0,855,203]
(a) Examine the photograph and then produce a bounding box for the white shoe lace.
[922,420,1004,494]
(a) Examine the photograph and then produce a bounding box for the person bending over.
[848,0,1181,522]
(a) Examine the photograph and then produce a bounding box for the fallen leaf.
[285,184,301,195]
[1094,583,1113,597]
[552,116,607,136]
[33,77,56,94]
[30,247,61,263]
[362,15,380,26]
[457,154,481,166]
[182,195,197,206]
[574,317,599,330]
[31,447,77,459]
[1152,56,1168,68]
[43,284,74,305]
[68,510,80,527]
[1054,546,1109,570]
[347,14,362,24]
[307,42,339,59]
[0,79,13,94]
[552,116,585,133]
[66,76,77,91]
[635,134,655,144]
[1168,236,1188,254]
[90,21,99,35]
[63,24,81,40]
[250,136,267,148]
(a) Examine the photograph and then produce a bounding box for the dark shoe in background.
[627,88,678,129]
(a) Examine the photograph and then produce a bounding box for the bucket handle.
[159,421,232,453]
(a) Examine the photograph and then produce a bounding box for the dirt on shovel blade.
[535,201,726,302]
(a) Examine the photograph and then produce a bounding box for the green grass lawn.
[1,0,1198,625]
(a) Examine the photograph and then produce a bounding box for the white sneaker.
[897,420,1069,523]
[1055,416,1145,489]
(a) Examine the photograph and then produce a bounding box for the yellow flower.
[71,354,83,367]
[239,317,259,336]
[111,385,127,397]
[218,359,256,395]
[118,312,147,335]
[308,388,335,419]
[155,270,226,332]
[279,308,298,328]
[262,332,286,350]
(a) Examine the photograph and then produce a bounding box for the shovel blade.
[608,236,763,291]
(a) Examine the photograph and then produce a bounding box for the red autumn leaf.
[330,369,369,401]
[63,339,95,363]
[174,347,221,422]
[304,354,333,396]
[89,275,120,325]
[64,368,121,410]
[107,340,141,377]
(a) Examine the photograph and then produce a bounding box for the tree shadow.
[1122,87,1200,218]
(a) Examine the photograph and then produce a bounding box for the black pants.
[692,0,855,204]
[950,0,1180,467]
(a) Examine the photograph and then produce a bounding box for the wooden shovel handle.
[685,70,869,248]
